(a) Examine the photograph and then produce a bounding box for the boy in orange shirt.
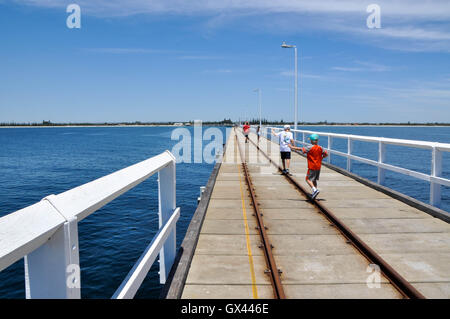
[290,133,328,199]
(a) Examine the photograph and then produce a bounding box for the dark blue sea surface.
[0,125,449,299]
[0,126,229,299]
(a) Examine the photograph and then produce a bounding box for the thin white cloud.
[279,70,342,82]
[387,87,450,100]
[332,61,391,72]
[11,0,450,52]
[332,66,364,72]
[203,69,233,74]
[302,73,324,79]
[355,61,391,72]
[340,77,450,110]
[280,70,325,78]
[178,55,224,60]
[82,48,174,54]
[81,48,229,62]
[376,27,450,41]
[13,0,450,19]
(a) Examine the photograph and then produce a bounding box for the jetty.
[1,126,449,299]
[163,128,450,299]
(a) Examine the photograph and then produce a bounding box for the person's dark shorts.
[306,169,320,182]
[280,151,291,160]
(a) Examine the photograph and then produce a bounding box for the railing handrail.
[112,207,180,299]
[260,126,449,208]
[266,126,450,151]
[0,150,179,299]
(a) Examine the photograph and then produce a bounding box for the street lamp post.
[281,41,298,140]
[253,88,262,128]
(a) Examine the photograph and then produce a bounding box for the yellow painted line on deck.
[237,158,259,299]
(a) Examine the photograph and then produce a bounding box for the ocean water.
[0,125,449,299]
[0,126,229,299]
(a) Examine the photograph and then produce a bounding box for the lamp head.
[281,41,295,48]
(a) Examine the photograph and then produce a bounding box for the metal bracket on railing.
[24,208,81,299]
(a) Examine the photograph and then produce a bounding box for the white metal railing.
[0,150,180,299]
[261,126,450,208]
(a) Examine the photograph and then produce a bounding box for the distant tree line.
[238,119,450,126]
[0,119,236,127]
[1,119,449,127]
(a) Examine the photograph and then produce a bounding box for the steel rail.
[243,129,425,299]
[234,130,286,299]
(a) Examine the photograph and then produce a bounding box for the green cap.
[309,133,319,141]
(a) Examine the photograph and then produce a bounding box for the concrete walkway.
[181,129,450,299]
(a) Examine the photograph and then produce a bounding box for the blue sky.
[0,0,449,123]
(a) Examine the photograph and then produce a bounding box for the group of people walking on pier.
[242,123,328,200]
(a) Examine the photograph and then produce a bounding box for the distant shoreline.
[1,123,450,128]
[0,124,180,128]
[0,124,450,129]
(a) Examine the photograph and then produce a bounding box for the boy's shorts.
[280,151,291,160]
[306,169,320,182]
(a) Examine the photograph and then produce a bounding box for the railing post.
[378,141,386,185]
[347,137,353,171]
[158,153,177,284]
[430,146,442,207]
[327,136,332,164]
[24,216,80,299]
[302,132,305,146]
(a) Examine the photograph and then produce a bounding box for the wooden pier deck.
[176,129,450,299]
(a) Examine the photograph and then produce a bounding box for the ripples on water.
[0,126,228,298]
[0,125,448,298]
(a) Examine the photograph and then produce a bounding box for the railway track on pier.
[234,127,425,299]
[235,133,286,299]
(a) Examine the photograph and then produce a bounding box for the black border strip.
[160,142,228,299]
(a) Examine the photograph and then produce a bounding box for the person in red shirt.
[243,122,250,143]
[290,133,328,199]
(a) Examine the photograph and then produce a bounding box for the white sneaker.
[311,189,320,199]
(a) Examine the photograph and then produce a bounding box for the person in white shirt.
[271,125,295,174]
